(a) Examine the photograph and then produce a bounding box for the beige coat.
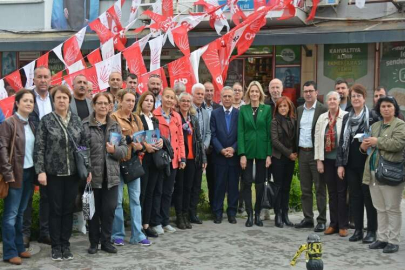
[314,109,347,161]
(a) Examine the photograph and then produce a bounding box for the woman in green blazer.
[238,81,272,227]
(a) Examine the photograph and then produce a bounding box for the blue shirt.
[299,101,317,148]
[0,107,5,124]
[16,113,35,169]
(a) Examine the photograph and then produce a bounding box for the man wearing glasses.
[295,81,327,232]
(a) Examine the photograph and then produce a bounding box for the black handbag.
[153,149,171,170]
[261,171,277,209]
[120,152,145,184]
[375,152,404,186]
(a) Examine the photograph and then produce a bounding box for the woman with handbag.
[314,91,348,237]
[135,91,164,238]
[34,86,90,261]
[152,88,186,234]
[174,92,207,230]
[110,89,151,246]
[83,92,128,254]
[336,84,378,243]
[361,96,405,253]
[0,90,36,265]
[271,96,297,228]
[238,81,272,227]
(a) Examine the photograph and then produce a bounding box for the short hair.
[244,81,265,104]
[374,86,386,95]
[73,74,87,83]
[303,81,317,91]
[162,87,175,97]
[325,91,341,103]
[191,83,205,94]
[13,89,35,113]
[126,73,138,80]
[178,92,196,115]
[92,92,111,105]
[173,81,186,93]
[51,85,72,103]
[109,72,122,80]
[135,91,155,116]
[335,79,349,88]
[375,96,400,118]
[232,82,243,89]
[274,96,296,119]
[116,89,136,102]
[350,84,367,98]
[34,66,51,77]
[221,86,233,97]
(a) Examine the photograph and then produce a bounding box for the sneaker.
[163,225,176,233]
[51,247,63,261]
[101,243,117,253]
[151,225,164,235]
[62,247,74,260]
[138,239,152,246]
[113,239,125,246]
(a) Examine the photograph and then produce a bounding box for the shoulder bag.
[120,151,145,184]
[0,117,17,199]
[261,170,278,209]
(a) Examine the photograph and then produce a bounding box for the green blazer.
[238,104,272,159]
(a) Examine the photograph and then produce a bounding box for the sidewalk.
[2,201,405,270]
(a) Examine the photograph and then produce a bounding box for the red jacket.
[153,107,185,169]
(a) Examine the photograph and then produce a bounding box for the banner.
[51,0,99,30]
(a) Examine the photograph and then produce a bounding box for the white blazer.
[314,109,348,161]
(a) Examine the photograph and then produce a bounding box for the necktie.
[225,110,231,133]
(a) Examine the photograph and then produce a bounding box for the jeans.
[111,175,146,244]
[2,168,34,260]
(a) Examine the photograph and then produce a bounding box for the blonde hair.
[178,92,197,116]
[244,81,265,104]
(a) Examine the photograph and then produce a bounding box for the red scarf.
[325,109,339,152]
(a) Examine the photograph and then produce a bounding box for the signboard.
[218,0,254,10]
[276,45,301,65]
[380,42,405,112]
[323,43,368,85]
[245,45,273,55]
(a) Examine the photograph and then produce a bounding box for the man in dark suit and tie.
[210,86,240,224]
[295,81,328,232]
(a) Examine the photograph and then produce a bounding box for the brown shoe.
[339,229,349,237]
[324,227,337,235]
[19,251,31,258]
[7,257,22,265]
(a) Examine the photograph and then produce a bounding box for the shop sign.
[218,0,254,10]
[276,45,301,65]
[19,52,41,61]
[244,45,273,55]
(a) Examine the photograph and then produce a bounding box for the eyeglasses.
[351,94,363,99]
[95,102,109,106]
[179,99,191,103]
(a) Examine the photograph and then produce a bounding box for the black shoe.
[38,236,52,245]
[238,206,245,214]
[88,244,98,254]
[383,243,399,253]
[349,222,356,229]
[275,213,283,228]
[369,240,388,249]
[294,219,314,229]
[314,223,326,232]
[51,247,63,261]
[254,213,263,227]
[61,247,73,260]
[362,231,376,244]
[176,214,186,230]
[144,227,159,238]
[282,212,294,227]
[245,211,253,227]
[23,236,30,249]
[214,216,222,224]
[183,213,192,229]
[349,229,363,242]
[101,243,117,254]
[190,214,203,224]
[228,216,237,224]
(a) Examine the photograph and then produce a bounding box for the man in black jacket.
[335,80,352,111]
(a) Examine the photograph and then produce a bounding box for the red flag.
[84,67,101,94]
[202,42,223,99]
[114,34,127,52]
[107,5,124,34]
[143,10,173,32]
[134,25,146,34]
[51,71,63,85]
[138,68,168,95]
[167,56,196,92]
[123,42,147,78]
[63,36,83,67]
[0,96,15,119]
[162,0,173,18]
[172,25,190,56]
[227,0,247,25]
[254,0,266,10]
[89,18,114,44]
[37,52,49,68]
[87,49,102,66]
[4,70,23,91]
[278,0,296,20]
[306,0,320,21]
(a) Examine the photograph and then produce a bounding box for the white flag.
[102,38,115,60]
[75,27,87,48]
[53,43,67,66]
[68,60,85,74]
[139,33,152,52]
[356,0,366,9]
[128,0,141,25]
[95,53,122,91]
[207,0,230,35]
[189,46,208,83]
[0,79,8,100]
[149,35,164,71]
[23,61,36,89]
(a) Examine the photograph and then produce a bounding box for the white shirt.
[141,112,154,130]
[16,113,35,169]
[223,106,233,114]
[34,89,52,119]
[299,101,317,148]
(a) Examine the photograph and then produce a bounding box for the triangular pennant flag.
[95,53,122,91]
[0,79,8,100]
[356,0,366,9]
[138,67,168,94]
[53,43,67,66]
[128,0,141,25]
[202,42,224,93]
[149,35,164,71]
[123,42,147,79]
[68,59,86,74]
[278,0,296,21]
[227,0,247,25]
[0,95,15,119]
[37,52,49,68]
[63,35,83,67]
[139,33,152,52]
[87,49,103,66]
[75,27,87,48]
[84,67,101,94]
[189,46,208,83]
[23,61,36,89]
[306,0,320,21]
[167,56,196,93]
[162,0,173,18]
[102,38,115,60]
[172,25,190,56]
[51,71,63,85]
[89,18,115,44]
[206,0,229,34]
[4,70,23,91]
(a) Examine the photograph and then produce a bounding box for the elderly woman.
[361,96,405,253]
[0,90,36,265]
[238,81,272,227]
[174,92,206,229]
[271,96,297,228]
[110,89,151,246]
[34,86,90,261]
[83,92,127,254]
[152,88,186,234]
[336,84,378,243]
[315,91,348,237]
[232,82,245,109]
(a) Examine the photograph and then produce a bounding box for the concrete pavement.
[2,201,405,270]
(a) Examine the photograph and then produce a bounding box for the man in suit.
[335,80,352,111]
[70,74,93,120]
[202,81,221,116]
[63,0,90,30]
[295,81,328,232]
[23,66,53,248]
[190,83,211,224]
[265,78,283,110]
[210,86,240,224]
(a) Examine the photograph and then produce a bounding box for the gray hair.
[326,91,340,102]
[221,86,233,96]
[191,83,205,94]
[178,92,192,101]
[174,81,186,93]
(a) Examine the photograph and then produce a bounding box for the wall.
[300,44,316,90]
[0,1,45,31]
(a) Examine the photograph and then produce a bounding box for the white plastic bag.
[72,212,86,234]
[82,182,95,220]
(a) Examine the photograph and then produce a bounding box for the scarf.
[325,109,339,152]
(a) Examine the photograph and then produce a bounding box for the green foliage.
[289,174,302,211]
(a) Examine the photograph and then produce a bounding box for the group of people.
[1,66,405,266]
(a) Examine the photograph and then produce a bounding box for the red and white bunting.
[67,59,86,74]
[206,0,230,35]
[4,70,23,92]
[172,25,190,56]
[95,53,122,91]
[0,80,8,99]
[202,42,223,93]
[162,0,173,18]
[63,36,83,67]
[227,0,247,25]
[254,0,266,10]
[102,38,115,60]
[87,49,103,66]
[149,35,164,71]
[128,0,141,24]
[123,42,147,81]
[23,60,36,89]
[36,52,49,68]
[189,46,208,83]
[84,67,101,94]
[167,56,196,92]
[139,33,152,52]
[89,17,114,44]
[53,43,67,66]
[0,95,15,118]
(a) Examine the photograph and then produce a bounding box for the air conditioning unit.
[307,0,340,7]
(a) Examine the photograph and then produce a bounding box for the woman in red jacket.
[151,88,186,235]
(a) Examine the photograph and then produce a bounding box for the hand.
[144,143,155,153]
[202,163,207,170]
[155,139,163,149]
[220,149,227,157]
[131,142,143,151]
[226,147,235,155]
[87,172,92,183]
[7,178,15,183]
[265,156,272,168]
[240,156,247,170]
[289,153,297,161]
[179,162,186,169]
[38,172,47,186]
[337,166,345,180]
[106,142,115,154]
[363,137,378,147]
[64,8,69,19]
[317,160,324,174]
[360,141,369,152]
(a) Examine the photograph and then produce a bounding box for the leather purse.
[153,149,171,170]
[0,117,17,199]
[375,152,404,186]
[120,152,145,184]
[261,170,278,209]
